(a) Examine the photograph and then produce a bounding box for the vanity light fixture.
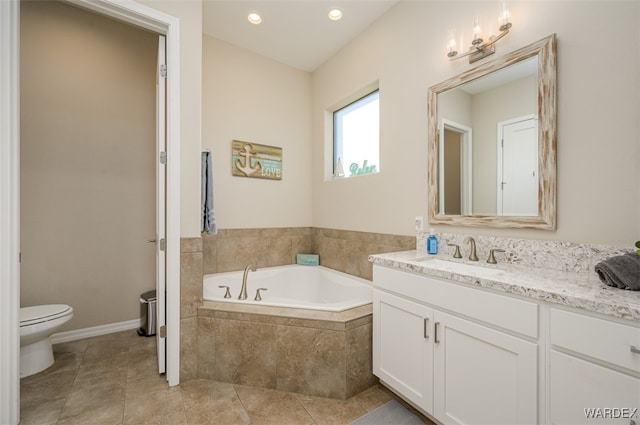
[248,12,262,25]
[447,1,512,64]
[328,8,343,21]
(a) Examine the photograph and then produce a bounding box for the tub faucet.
[463,236,479,261]
[238,264,256,300]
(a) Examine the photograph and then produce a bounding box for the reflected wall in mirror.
[428,34,556,229]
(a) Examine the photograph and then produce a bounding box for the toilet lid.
[20,304,73,327]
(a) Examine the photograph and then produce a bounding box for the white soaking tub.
[203,265,372,312]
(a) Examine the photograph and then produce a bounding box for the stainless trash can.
[137,290,156,337]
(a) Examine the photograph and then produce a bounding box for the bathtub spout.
[238,264,256,300]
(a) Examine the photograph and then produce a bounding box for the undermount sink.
[409,257,506,278]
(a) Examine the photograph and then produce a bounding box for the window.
[333,90,379,178]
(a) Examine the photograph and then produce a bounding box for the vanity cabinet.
[433,311,537,425]
[373,265,539,425]
[548,308,640,425]
[373,289,434,412]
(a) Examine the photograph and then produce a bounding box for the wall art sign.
[231,140,283,180]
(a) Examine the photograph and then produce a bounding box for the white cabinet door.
[433,311,538,425]
[373,289,434,413]
[549,350,640,425]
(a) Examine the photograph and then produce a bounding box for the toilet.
[20,304,73,378]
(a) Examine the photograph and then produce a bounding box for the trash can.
[137,290,156,337]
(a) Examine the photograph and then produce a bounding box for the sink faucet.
[463,236,479,261]
[238,264,256,300]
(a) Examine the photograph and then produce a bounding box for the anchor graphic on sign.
[235,143,262,176]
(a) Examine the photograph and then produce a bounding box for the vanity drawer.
[373,265,538,338]
[550,308,640,372]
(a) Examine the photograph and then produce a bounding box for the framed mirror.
[427,34,556,229]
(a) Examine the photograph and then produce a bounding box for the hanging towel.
[594,252,640,290]
[201,151,217,235]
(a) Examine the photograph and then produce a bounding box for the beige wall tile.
[276,326,346,399]
[180,251,203,319]
[346,323,377,398]
[180,317,198,382]
[214,319,277,388]
[196,317,216,380]
[181,237,203,254]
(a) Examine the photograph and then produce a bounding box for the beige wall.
[201,36,313,229]
[311,1,640,245]
[20,1,157,330]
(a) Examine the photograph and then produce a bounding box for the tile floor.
[20,330,434,425]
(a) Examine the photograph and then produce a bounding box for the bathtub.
[203,265,372,312]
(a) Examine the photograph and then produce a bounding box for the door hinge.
[159,325,167,338]
[159,238,166,251]
[160,64,167,78]
[160,151,167,165]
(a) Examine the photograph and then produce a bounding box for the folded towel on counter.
[594,253,640,290]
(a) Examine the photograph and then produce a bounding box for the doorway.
[20,0,158,348]
[439,119,472,215]
[1,1,181,423]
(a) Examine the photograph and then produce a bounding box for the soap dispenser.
[427,229,438,255]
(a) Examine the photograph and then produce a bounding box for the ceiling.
[202,1,400,72]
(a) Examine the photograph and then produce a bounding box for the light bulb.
[328,8,342,21]
[248,13,262,25]
[447,29,458,57]
[472,16,483,45]
[499,1,511,30]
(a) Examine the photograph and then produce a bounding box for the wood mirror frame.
[427,34,557,229]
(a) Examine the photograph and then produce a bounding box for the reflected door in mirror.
[498,116,538,216]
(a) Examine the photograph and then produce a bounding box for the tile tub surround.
[312,228,415,280]
[196,302,377,399]
[202,228,313,275]
[185,228,412,385]
[369,250,640,321]
[202,227,414,280]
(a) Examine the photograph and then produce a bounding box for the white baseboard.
[51,318,141,344]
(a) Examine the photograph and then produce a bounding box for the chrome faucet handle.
[447,243,462,259]
[254,288,268,301]
[218,285,231,298]
[487,249,506,264]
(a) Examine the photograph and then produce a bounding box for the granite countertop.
[369,250,640,322]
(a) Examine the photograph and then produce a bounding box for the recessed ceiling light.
[328,8,342,21]
[248,12,262,25]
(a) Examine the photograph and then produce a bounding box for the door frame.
[439,118,473,215]
[0,2,21,424]
[1,1,181,422]
[64,0,181,386]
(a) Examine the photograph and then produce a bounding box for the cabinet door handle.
[434,321,440,344]
[631,345,640,355]
[423,318,429,339]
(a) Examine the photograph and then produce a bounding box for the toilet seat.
[20,304,73,327]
